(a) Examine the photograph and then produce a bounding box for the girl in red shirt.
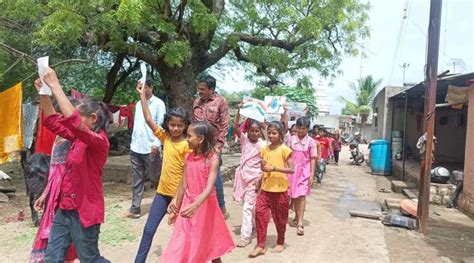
[35,68,110,262]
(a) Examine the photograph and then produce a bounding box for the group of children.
[231,103,345,258]
[31,69,234,263]
[29,66,343,263]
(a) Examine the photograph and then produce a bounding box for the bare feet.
[237,239,251,248]
[248,247,265,258]
[271,244,285,253]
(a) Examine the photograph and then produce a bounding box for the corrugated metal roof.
[389,72,474,102]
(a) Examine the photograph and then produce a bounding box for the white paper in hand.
[140,63,147,88]
[37,56,52,96]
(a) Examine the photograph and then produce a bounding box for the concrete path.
[2,146,473,262]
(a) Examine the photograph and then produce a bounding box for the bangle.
[272,166,276,172]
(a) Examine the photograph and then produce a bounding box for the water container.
[391,140,403,158]
[370,139,391,175]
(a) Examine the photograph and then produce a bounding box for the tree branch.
[238,33,312,52]
[0,42,36,64]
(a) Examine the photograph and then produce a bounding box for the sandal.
[297,225,304,236]
[237,239,251,248]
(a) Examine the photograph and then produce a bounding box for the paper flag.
[140,63,147,88]
[37,56,52,96]
[240,97,267,122]
[287,102,307,118]
[264,96,286,114]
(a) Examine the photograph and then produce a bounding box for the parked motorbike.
[349,143,365,165]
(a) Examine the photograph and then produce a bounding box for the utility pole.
[417,0,442,235]
[400,63,410,85]
[447,60,458,73]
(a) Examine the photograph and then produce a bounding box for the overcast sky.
[216,0,474,114]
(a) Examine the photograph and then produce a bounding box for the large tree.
[1,0,369,110]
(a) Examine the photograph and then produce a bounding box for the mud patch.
[335,183,381,219]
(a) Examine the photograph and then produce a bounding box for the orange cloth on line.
[0,83,23,164]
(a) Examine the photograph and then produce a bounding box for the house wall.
[391,97,424,159]
[372,86,407,141]
[372,89,386,140]
[433,107,467,163]
[459,88,474,214]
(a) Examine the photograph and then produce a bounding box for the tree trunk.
[160,63,197,113]
[103,54,125,103]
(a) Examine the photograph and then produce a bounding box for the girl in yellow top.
[249,121,294,258]
[135,82,190,263]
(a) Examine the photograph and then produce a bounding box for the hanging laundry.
[35,111,56,156]
[119,103,135,129]
[446,85,469,109]
[70,88,87,100]
[0,83,23,164]
[23,103,39,149]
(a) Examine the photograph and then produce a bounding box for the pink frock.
[233,134,262,204]
[287,135,317,198]
[161,153,235,263]
[30,137,77,262]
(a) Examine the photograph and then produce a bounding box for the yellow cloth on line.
[446,85,469,109]
[0,83,23,164]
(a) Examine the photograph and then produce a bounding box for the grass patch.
[100,204,137,246]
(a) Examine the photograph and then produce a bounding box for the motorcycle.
[349,142,364,165]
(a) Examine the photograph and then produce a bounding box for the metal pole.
[417,0,442,235]
[402,92,408,181]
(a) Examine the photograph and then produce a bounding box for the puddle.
[334,183,381,219]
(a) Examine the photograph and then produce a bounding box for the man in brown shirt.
[193,75,229,218]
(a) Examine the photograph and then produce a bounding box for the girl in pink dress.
[287,116,318,236]
[162,121,235,263]
[232,104,264,247]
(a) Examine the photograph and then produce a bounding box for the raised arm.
[180,155,219,218]
[42,68,75,118]
[35,79,56,117]
[281,106,289,134]
[233,102,243,139]
[137,82,159,133]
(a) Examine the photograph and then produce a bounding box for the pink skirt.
[161,192,235,263]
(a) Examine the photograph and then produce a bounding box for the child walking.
[161,121,235,263]
[316,129,331,183]
[249,121,294,258]
[287,116,317,236]
[332,133,342,165]
[36,68,110,262]
[31,100,80,263]
[134,83,191,262]
[232,103,264,248]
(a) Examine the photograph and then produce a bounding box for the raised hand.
[34,79,43,93]
[42,67,60,90]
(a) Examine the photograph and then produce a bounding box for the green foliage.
[339,75,382,122]
[158,40,190,68]
[1,0,370,106]
[35,9,85,49]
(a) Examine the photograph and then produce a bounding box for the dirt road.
[1,146,473,262]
